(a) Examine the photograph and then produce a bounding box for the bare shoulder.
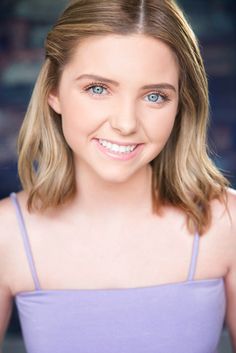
[200,187,236,273]
[0,193,23,338]
[210,187,236,268]
[0,189,32,247]
[0,193,17,245]
[224,187,236,258]
[226,187,236,217]
[220,188,236,348]
[0,194,15,293]
[210,187,236,229]
[0,191,27,238]
[0,191,28,288]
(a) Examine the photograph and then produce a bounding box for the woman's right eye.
[83,83,109,96]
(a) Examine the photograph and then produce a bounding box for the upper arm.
[0,287,13,344]
[224,189,236,352]
[225,266,236,352]
[0,197,15,345]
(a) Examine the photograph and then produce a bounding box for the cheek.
[147,106,177,144]
[61,114,86,149]
[59,99,100,148]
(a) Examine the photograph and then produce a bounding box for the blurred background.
[0,0,235,352]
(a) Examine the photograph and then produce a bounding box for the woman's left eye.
[145,92,170,104]
[83,83,170,104]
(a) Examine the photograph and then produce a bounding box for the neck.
[72,163,153,219]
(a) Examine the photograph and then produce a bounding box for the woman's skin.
[0,34,235,347]
[48,34,179,218]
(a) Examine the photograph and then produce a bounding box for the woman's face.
[48,34,179,183]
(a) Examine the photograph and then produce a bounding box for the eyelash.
[83,81,171,104]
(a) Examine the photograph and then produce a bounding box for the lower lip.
[93,139,144,161]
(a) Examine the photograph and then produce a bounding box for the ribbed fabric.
[10,192,225,353]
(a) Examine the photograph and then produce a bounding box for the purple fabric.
[10,192,225,353]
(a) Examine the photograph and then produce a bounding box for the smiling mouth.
[97,138,139,154]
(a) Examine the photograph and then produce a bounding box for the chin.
[96,170,136,185]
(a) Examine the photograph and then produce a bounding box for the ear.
[48,91,61,114]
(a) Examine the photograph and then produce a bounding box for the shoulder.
[203,187,236,271]
[226,187,236,217]
[224,187,236,261]
[0,194,16,292]
[226,187,236,231]
[0,193,18,246]
[224,187,236,258]
[0,190,34,250]
[210,187,236,271]
[210,187,236,230]
[0,191,28,288]
[0,191,27,235]
[219,188,236,349]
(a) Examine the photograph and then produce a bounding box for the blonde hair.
[18,0,229,234]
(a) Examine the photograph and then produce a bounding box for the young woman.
[0,0,235,352]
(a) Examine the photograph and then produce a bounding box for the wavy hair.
[18,0,229,234]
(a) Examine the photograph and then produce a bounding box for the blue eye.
[146,93,167,104]
[84,82,170,104]
[84,84,107,96]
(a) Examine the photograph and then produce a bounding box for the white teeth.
[112,144,120,152]
[98,139,137,153]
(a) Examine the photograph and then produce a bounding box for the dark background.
[0,0,235,342]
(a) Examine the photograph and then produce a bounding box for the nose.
[109,98,138,135]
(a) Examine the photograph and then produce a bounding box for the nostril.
[109,116,138,134]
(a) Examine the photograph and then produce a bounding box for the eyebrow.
[76,74,176,92]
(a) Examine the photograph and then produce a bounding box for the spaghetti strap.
[10,192,41,291]
[187,230,200,281]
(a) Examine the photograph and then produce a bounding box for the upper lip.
[96,138,142,146]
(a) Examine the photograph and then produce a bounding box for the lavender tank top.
[10,192,226,353]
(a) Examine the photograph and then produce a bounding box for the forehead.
[65,34,179,85]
